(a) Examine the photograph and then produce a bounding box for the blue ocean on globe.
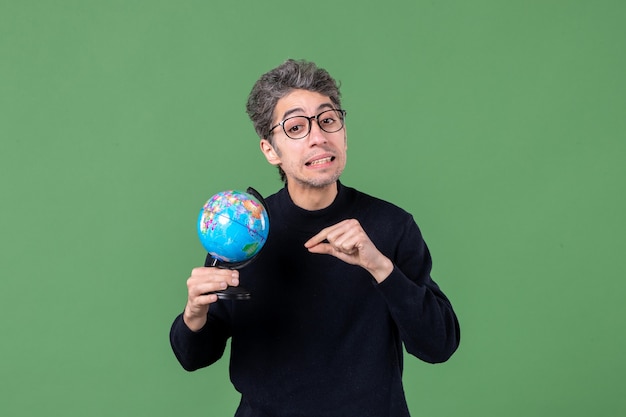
[197,190,269,263]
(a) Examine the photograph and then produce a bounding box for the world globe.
[197,189,270,264]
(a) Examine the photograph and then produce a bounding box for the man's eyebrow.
[280,103,334,120]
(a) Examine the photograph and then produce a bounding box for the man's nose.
[307,118,327,144]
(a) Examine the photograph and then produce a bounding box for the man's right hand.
[183,267,240,331]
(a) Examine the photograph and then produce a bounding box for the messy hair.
[246,59,342,141]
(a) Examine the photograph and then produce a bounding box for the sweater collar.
[272,181,353,228]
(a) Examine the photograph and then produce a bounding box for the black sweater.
[170,183,460,417]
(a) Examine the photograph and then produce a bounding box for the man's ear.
[260,139,281,166]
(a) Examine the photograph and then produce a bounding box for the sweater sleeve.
[375,217,460,364]
[169,308,231,371]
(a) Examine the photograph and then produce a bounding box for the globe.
[197,189,270,264]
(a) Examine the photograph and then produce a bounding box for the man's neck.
[287,181,338,211]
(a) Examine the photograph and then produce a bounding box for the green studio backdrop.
[1,1,625,416]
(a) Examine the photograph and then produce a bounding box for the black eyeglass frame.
[267,109,347,139]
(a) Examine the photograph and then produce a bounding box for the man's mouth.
[306,156,335,166]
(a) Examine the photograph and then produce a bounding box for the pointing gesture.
[304,219,393,283]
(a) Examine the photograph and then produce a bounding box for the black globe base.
[212,286,252,300]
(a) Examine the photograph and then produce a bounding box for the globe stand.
[213,286,252,300]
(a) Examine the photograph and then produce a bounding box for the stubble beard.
[292,167,343,189]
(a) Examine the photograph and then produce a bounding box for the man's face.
[260,89,347,190]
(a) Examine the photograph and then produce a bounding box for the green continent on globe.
[241,241,260,257]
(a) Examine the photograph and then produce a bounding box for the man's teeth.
[308,157,333,166]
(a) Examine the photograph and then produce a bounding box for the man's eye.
[289,124,304,132]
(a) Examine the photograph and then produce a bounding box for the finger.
[188,270,240,297]
[193,280,229,296]
[306,241,334,255]
[308,238,359,258]
[190,266,238,280]
[304,219,354,248]
[189,268,239,285]
[304,228,330,248]
[328,226,361,253]
[338,243,358,255]
[334,241,359,256]
[192,292,219,305]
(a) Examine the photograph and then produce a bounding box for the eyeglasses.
[268,109,346,139]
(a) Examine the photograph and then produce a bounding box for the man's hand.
[183,267,239,331]
[304,219,393,283]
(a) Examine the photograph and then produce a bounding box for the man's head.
[246,59,344,184]
[246,59,342,142]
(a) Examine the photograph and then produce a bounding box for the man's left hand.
[304,219,394,283]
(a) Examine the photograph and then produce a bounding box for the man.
[170,59,460,417]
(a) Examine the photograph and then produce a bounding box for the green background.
[1,1,624,416]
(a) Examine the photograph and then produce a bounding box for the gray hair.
[246,59,342,142]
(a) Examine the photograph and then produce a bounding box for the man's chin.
[292,172,342,189]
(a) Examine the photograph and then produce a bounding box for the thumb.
[305,241,333,255]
